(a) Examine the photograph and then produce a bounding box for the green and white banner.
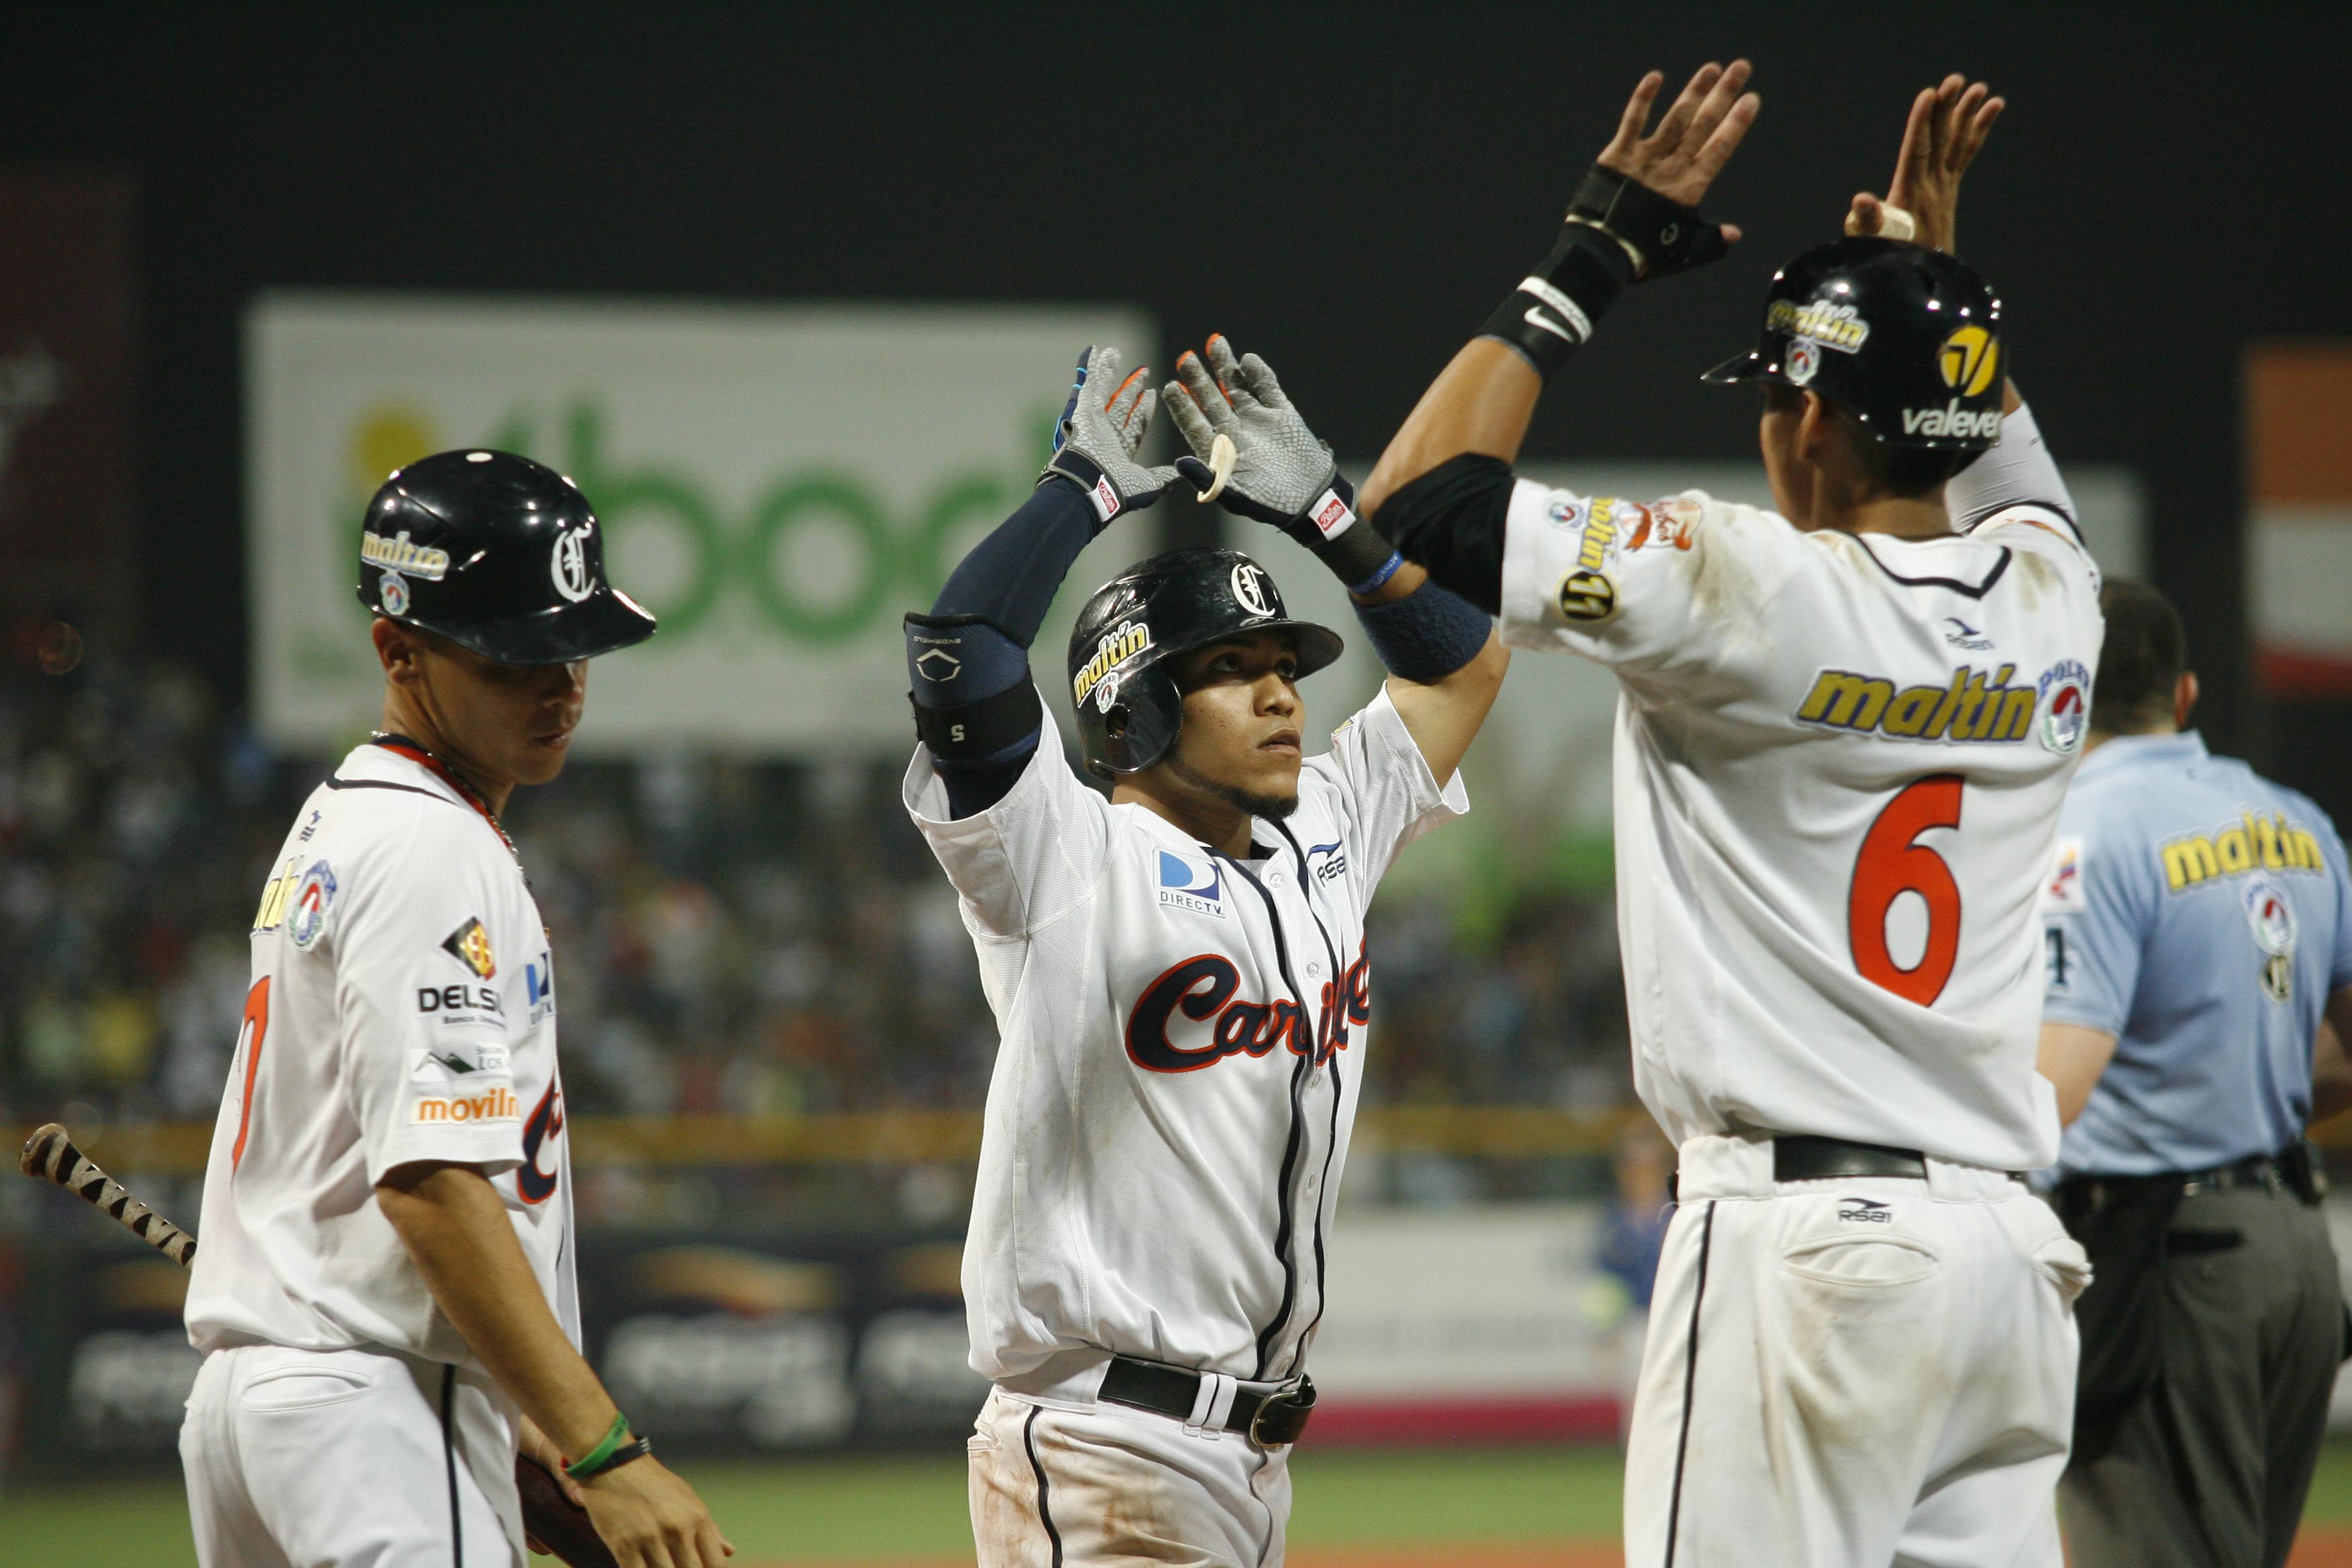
[247,294,1155,754]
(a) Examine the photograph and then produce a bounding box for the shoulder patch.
[441,917,497,979]
[287,861,338,948]
[2043,836,2086,914]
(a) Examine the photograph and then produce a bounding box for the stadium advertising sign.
[248,294,1153,754]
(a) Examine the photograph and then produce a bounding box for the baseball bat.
[18,1122,198,1265]
[15,1120,618,1568]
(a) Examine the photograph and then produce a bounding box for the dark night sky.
[4,3,2348,775]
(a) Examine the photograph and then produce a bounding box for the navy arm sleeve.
[910,477,1100,818]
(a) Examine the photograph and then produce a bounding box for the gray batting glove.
[1163,336,1355,548]
[1041,344,1190,526]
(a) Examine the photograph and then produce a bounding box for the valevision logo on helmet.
[1937,325,2000,397]
[1900,401,2003,441]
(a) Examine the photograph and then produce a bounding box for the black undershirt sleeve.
[1370,454,1516,617]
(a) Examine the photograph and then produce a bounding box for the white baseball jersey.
[185,740,577,1365]
[904,686,1466,1395]
[1498,485,2101,1172]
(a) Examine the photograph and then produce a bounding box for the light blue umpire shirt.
[2041,730,2352,1177]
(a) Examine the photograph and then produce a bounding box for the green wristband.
[565,1412,632,1481]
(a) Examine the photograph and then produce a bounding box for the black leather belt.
[1098,1357,1316,1446]
[1772,1134,1929,1182]
[2181,1155,2284,1196]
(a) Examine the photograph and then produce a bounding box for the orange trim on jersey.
[370,739,503,836]
[231,977,272,1171]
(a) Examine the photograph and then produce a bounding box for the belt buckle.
[1247,1377,1316,1447]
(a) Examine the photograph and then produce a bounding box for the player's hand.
[1596,60,1759,246]
[1163,336,1345,539]
[579,1455,735,1568]
[1845,74,2004,255]
[1041,344,1191,521]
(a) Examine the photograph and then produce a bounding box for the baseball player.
[1363,68,2100,1565]
[179,452,731,1567]
[2039,581,2352,1568]
[901,342,1505,1566]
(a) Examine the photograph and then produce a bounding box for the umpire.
[2040,579,2352,1567]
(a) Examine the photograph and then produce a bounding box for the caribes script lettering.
[1124,944,1372,1074]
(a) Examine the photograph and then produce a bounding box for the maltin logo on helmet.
[1230,562,1274,618]
[550,527,595,603]
[1073,620,1151,707]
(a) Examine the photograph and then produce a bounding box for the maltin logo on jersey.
[1158,851,1224,918]
[441,917,497,979]
[2037,659,2091,754]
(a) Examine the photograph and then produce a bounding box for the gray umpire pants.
[2060,1181,2344,1568]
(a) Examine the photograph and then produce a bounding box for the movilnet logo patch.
[1157,851,1224,918]
[412,1088,519,1125]
[442,917,497,979]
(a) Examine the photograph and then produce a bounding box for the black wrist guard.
[1283,473,1402,593]
[1475,217,1634,382]
[1565,164,1728,281]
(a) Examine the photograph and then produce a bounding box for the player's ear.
[2174,671,2199,730]
[372,616,424,685]
[1796,390,1835,465]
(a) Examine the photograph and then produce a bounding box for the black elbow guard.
[905,611,1044,765]
[1371,454,1515,617]
[910,679,1042,765]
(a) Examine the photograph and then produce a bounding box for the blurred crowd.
[0,650,1635,1155]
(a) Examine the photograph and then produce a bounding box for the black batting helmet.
[1704,236,2005,452]
[1068,546,1344,780]
[356,450,656,665]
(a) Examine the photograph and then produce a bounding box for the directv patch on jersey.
[1157,851,1224,918]
[441,916,497,979]
[2043,836,2087,914]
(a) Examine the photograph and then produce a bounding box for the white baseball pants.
[1624,1134,2089,1568]
[969,1385,1293,1567]
[181,1343,524,1568]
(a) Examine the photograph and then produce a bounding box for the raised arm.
[1845,76,2081,534]
[1161,336,1504,783]
[905,346,1187,817]
[1361,62,1759,611]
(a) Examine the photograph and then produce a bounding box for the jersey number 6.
[1849,775,1963,1006]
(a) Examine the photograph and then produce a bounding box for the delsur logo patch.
[2043,836,2087,914]
[442,917,497,979]
[1157,851,1224,918]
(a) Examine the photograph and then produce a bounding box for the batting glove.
[1041,345,1195,526]
[1165,338,1397,591]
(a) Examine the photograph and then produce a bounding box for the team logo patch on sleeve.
[286,861,338,948]
[2043,836,2086,914]
[2243,875,2300,1003]
[441,917,497,979]
[2036,660,2092,754]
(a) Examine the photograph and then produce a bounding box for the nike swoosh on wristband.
[1518,275,1594,342]
[1523,305,1578,344]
